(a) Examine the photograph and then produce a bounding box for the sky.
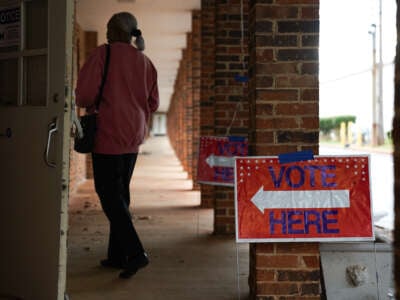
[319,0,397,135]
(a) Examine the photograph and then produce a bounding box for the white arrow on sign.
[206,154,235,168]
[251,187,350,214]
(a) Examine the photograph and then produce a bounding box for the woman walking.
[75,12,159,279]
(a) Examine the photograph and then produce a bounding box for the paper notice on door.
[0,5,20,47]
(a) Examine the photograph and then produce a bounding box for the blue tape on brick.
[278,150,314,164]
[234,74,249,83]
[228,136,246,142]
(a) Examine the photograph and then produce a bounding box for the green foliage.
[320,118,335,135]
[386,130,392,140]
[319,115,356,134]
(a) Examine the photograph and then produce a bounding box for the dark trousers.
[92,153,144,263]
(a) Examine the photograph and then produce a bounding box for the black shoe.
[100,259,125,269]
[119,253,149,279]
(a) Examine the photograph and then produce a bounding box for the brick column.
[248,1,320,299]
[192,10,202,191]
[213,0,249,234]
[83,31,98,180]
[167,53,187,166]
[200,0,216,208]
[199,0,250,232]
[69,23,88,193]
[179,49,188,172]
[167,11,201,190]
[185,37,194,179]
[394,2,400,297]
[70,30,97,187]
[168,42,200,184]
[167,61,179,158]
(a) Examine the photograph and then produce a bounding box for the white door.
[0,1,73,299]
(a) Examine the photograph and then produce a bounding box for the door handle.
[45,117,58,168]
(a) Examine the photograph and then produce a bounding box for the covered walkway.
[67,136,249,299]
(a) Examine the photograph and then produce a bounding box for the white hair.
[107,12,145,51]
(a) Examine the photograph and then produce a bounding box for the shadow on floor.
[67,137,250,300]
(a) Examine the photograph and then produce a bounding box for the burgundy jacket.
[76,42,159,154]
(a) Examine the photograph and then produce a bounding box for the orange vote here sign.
[235,156,374,242]
[197,136,248,186]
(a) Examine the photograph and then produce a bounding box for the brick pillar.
[167,66,178,157]
[83,31,97,180]
[181,52,186,167]
[69,23,88,193]
[213,0,249,234]
[70,30,97,184]
[167,88,176,155]
[394,2,400,297]
[248,1,320,299]
[200,0,216,208]
[185,37,194,179]
[168,42,200,184]
[167,54,187,167]
[192,10,202,191]
[181,50,187,168]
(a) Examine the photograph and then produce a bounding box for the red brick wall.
[167,54,187,167]
[83,31,98,180]
[69,26,94,193]
[248,1,320,299]
[213,0,249,234]
[200,0,216,208]
[167,50,187,172]
[394,2,400,297]
[192,10,201,191]
[185,39,193,178]
[167,11,202,187]
[198,0,250,230]
[249,244,321,299]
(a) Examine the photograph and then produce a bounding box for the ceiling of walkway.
[76,0,201,112]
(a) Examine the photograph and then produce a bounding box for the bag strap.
[95,43,111,110]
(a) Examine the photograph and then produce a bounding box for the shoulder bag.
[74,44,110,154]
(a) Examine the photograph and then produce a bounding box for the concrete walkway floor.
[67,136,250,300]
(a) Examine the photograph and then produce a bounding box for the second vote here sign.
[197,136,248,186]
[235,156,373,242]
